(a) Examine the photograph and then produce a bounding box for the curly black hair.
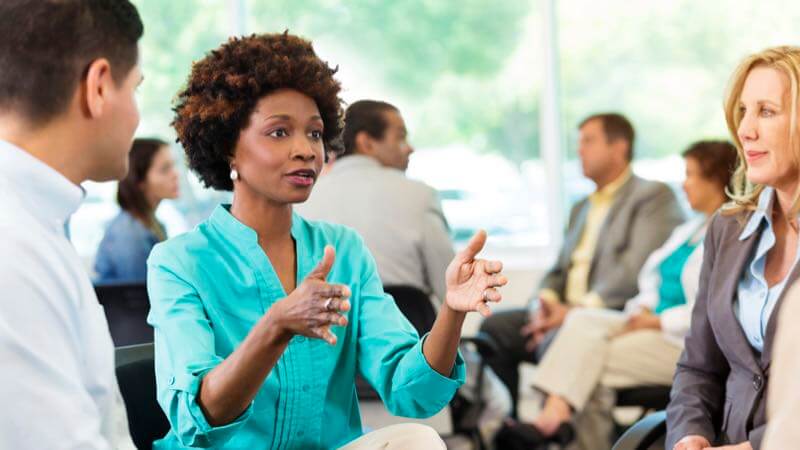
[172,32,343,191]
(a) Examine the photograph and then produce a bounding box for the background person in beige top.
[763,282,800,450]
[479,113,684,417]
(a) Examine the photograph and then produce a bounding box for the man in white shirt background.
[0,1,144,448]
[299,100,453,304]
[298,100,511,443]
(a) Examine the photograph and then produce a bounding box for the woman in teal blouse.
[146,33,507,450]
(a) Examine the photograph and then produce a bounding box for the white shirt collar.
[739,186,775,241]
[0,139,85,229]
[331,154,384,172]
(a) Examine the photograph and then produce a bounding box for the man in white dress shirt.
[298,100,512,442]
[298,100,454,304]
[0,1,144,448]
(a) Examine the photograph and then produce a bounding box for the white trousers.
[531,308,683,450]
[338,424,446,450]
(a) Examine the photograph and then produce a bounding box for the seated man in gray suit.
[298,100,512,441]
[480,112,685,417]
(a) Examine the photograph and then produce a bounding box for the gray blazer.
[666,212,799,449]
[539,174,684,309]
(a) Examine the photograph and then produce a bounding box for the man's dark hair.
[0,0,143,125]
[341,100,399,157]
[579,112,636,161]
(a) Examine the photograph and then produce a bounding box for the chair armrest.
[612,410,667,450]
[115,342,154,368]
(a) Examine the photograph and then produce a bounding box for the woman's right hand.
[267,245,351,345]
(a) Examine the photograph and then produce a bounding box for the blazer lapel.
[563,200,590,264]
[715,226,762,373]
[589,176,637,277]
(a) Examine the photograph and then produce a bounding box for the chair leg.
[472,428,486,450]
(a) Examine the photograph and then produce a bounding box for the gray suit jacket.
[666,212,799,450]
[539,174,684,309]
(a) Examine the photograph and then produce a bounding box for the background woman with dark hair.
[94,138,179,283]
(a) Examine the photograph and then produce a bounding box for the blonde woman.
[668,46,800,450]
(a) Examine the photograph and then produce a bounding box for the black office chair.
[616,386,671,411]
[612,410,667,450]
[115,343,170,450]
[614,385,672,438]
[378,285,498,450]
[95,282,152,346]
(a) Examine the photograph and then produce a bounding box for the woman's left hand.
[614,309,661,337]
[444,230,507,317]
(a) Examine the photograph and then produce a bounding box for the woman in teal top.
[654,239,701,315]
[147,33,507,450]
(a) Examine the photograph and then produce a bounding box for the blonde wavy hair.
[722,45,800,217]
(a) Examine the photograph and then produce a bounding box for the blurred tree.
[131,0,800,165]
[133,0,228,138]
[558,0,800,159]
[247,0,530,95]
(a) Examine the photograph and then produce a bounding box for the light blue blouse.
[736,187,800,352]
[95,210,160,283]
[146,205,465,449]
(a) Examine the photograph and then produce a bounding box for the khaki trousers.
[338,424,446,450]
[531,308,683,450]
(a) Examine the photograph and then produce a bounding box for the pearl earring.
[229,168,238,181]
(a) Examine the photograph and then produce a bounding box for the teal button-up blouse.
[146,205,466,449]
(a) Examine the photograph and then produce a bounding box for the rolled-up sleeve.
[147,245,253,448]
[354,244,466,418]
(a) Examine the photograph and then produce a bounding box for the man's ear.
[354,131,374,156]
[81,58,113,119]
[609,138,628,161]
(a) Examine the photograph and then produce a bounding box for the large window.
[245,0,547,250]
[558,0,800,205]
[69,0,800,271]
[71,0,550,269]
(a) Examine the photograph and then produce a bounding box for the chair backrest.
[383,285,437,336]
[115,343,170,450]
[95,282,152,346]
[355,285,436,401]
[616,386,671,411]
